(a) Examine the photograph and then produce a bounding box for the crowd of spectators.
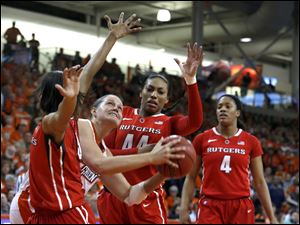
[1,23,299,224]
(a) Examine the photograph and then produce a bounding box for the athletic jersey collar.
[212,127,243,137]
[134,108,164,117]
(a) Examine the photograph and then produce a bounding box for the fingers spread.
[118,12,124,24]
[125,13,136,25]
[187,42,191,57]
[104,15,112,27]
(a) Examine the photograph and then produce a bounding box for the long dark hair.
[36,71,63,114]
[217,94,246,130]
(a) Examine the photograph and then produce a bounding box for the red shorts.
[97,187,167,224]
[27,202,96,224]
[197,196,255,224]
[18,189,34,223]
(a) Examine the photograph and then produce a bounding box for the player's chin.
[106,116,121,127]
[145,106,159,115]
[218,118,231,126]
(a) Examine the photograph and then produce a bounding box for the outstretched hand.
[55,65,83,99]
[174,42,204,84]
[105,12,142,39]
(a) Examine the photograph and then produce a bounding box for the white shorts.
[9,192,24,224]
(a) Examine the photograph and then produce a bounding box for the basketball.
[157,135,196,178]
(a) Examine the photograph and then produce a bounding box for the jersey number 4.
[220,155,232,173]
[122,134,149,149]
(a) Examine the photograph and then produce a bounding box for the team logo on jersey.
[81,165,98,183]
[154,121,163,125]
[139,118,145,123]
[237,141,245,145]
[208,139,217,143]
[143,202,151,207]
[31,137,37,146]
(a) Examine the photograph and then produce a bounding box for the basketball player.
[179,94,279,224]
[95,42,204,224]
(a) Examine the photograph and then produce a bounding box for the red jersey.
[29,119,85,212]
[105,83,203,185]
[193,127,263,199]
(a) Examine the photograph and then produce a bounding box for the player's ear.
[164,97,169,105]
[236,110,240,118]
[91,107,96,116]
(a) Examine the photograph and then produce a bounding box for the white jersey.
[79,119,109,194]
[15,171,29,193]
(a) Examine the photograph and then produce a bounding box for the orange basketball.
[157,135,196,178]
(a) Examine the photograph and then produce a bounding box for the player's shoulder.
[193,128,213,142]
[123,106,135,116]
[240,130,259,141]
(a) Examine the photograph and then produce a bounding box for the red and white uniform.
[28,119,96,224]
[11,119,103,224]
[193,127,263,224]
[97,83,203,224]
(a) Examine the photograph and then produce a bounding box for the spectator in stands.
[53,47,66,70]
[3,21,24,57]
[3,21,24,45]
[1,193,10,214]
[268,175,286,212]
[110,57,124,82]
[72,51,83,66]
[28,33,40,71]
[159,67,168,75]
[83,53,91,65]
[166,185,181,212]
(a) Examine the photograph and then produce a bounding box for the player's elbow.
[253,177,266,190]
[84,156,107,175]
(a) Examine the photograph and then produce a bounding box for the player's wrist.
[107,32,118,41]
[184,76,197,85]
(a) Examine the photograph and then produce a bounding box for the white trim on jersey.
[153,190,165,224]
[81,205,89,223]
[28,194,35,213]
[76,206,88,224]
[234,128,243,136]
[48,139,63,211]
[59,146,72,209]
[133,108,164,117]
[212,127,242,137]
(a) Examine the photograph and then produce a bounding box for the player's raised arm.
[79,12,142,99]
[42,65,83,143]
[171,43,204,135]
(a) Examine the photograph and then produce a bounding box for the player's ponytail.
[36,71,63,114]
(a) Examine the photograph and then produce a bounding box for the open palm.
[174,42,204,80]
[55,65,83,98]
[105,12,142,39]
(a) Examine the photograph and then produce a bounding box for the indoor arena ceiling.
[2,1,298,66]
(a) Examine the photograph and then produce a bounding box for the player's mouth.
[146,100,158,109]
[108,111,120,120]
[218,113,228,119]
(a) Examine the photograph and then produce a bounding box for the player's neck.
[216,125,238,139]
[138,108,160,117]
[92,120,113,141]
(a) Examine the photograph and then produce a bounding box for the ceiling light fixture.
[240,37,252,43]
[157,9,171,22]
